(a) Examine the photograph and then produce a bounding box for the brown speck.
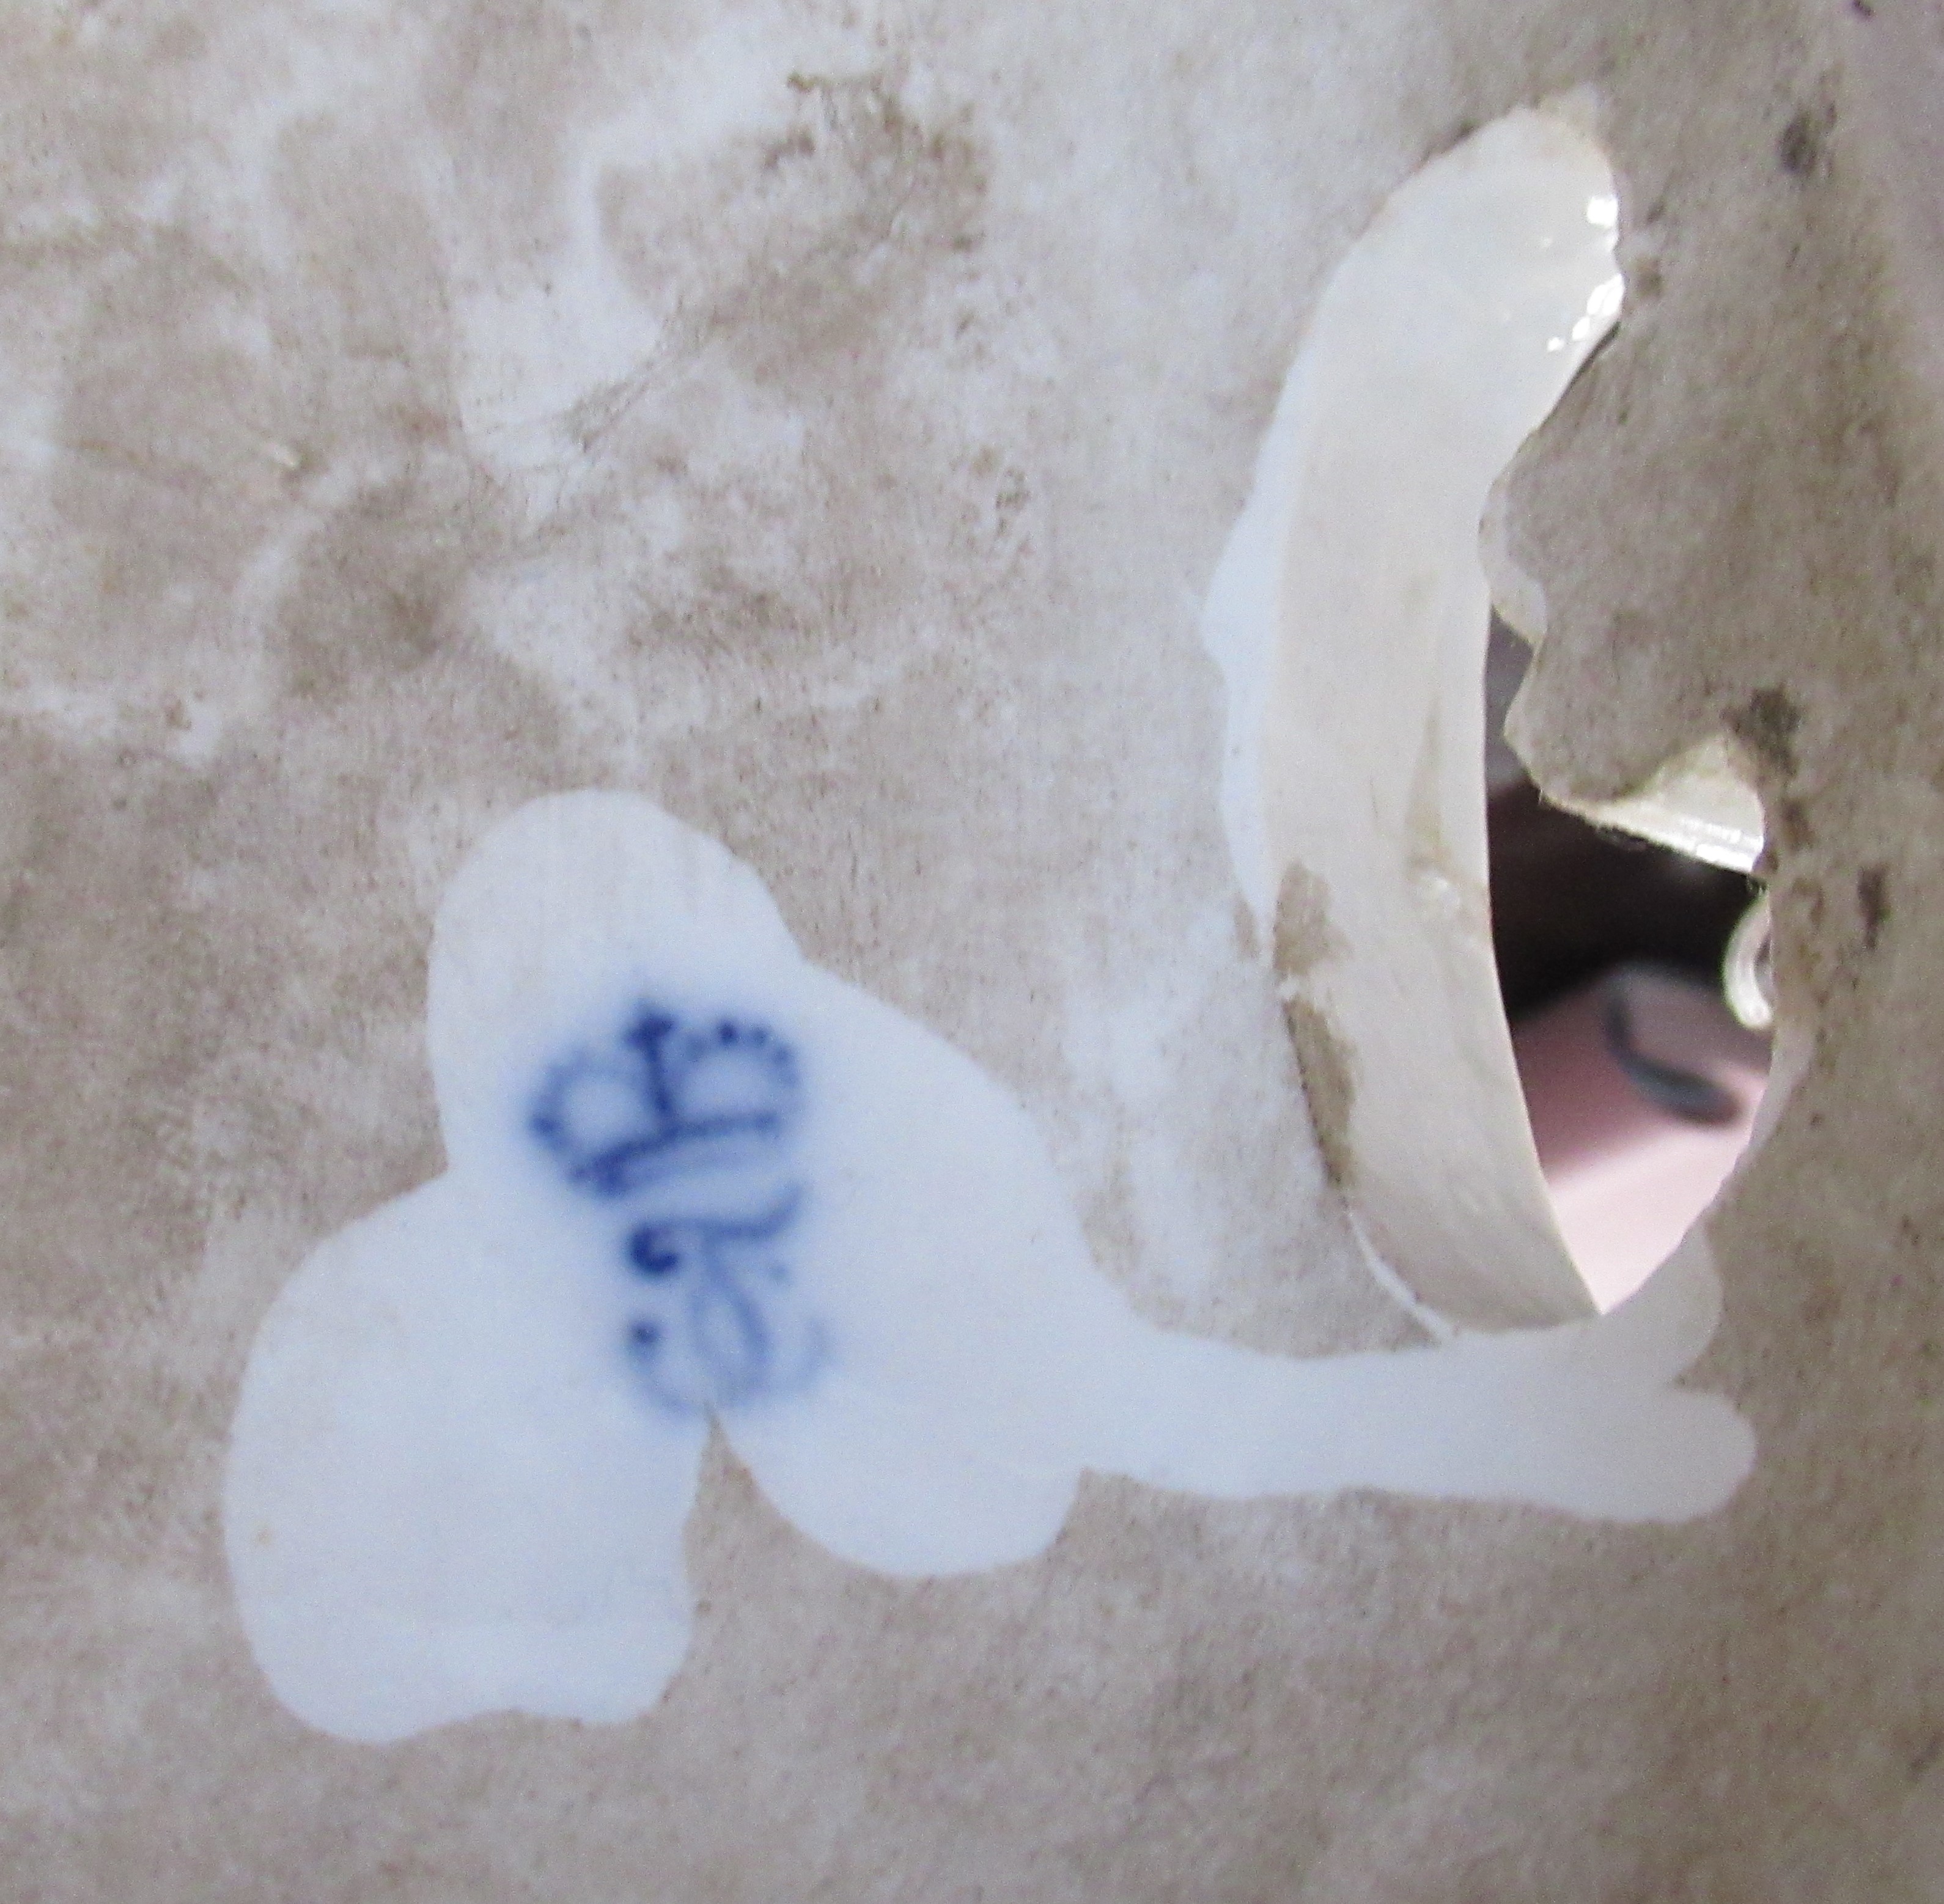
[1857,863,1889,950]
[1273,863,1345,980]
[762,128,816,171]
[1910,1730,1944,1781]
[1776,797,1814,852]
[993,471,1029,535]
[1729,686,1802,776]
[1778,105,1832,180]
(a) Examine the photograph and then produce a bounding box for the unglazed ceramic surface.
[5,1,1943,1898]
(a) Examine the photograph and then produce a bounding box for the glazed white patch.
[1201,106,1628,1328]
[226,792,1751,1744]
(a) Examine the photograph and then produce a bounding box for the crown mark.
[531,1009,801,1199]
[529,1003,821,1414]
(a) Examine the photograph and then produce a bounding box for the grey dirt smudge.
[1857,862,1890,951]
[1778,103,1833,180]
[1729,685,1804,777]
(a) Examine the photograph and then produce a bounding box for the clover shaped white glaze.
[224,792,1751,1744]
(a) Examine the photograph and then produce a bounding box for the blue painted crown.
[531,1007,801,1199]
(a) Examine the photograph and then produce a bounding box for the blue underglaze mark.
[531,1009,801,1197]
[622,1191,823,1412]
[529,1005,823,1415]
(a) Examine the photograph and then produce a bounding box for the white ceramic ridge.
[1201,103,1632,1328]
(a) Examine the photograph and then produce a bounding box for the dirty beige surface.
[1,0,1938,1896]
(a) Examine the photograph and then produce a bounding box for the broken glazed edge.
[1201,100,1755,1329]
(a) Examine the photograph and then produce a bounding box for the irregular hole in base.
[1486,619,1771,1312]
[1204,97,1776,1328]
